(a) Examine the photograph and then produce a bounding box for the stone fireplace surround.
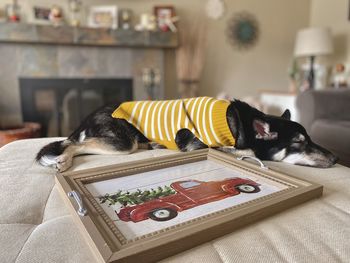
[0,23,177,128]
[19,78,133,137]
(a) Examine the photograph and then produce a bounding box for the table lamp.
[294,27,333,89]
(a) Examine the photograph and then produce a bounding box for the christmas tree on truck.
[98,186,176,207]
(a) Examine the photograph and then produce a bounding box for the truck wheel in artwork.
[149,208,178,221]
[235,184,260,193]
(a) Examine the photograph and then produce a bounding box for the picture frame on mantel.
[55,149,322,263]
[154,5,176,31]
[33,6,51,25]
[88,6,118,29]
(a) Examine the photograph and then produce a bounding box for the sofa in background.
[296,89,350,167]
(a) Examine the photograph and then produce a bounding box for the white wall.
[310,0,350,64]
[200,0,311,99]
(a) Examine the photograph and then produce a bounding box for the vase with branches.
[176,19,207,98]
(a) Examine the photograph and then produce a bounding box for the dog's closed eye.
[290,134,306,148]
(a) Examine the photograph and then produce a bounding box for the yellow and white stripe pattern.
[112,97,235,150]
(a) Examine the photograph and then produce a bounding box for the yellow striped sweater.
[112,97,235,150]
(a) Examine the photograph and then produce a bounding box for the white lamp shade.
[294,27,333,57]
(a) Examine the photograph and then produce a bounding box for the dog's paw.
[55,154,73,172]
[218,147,256,157]
[232,149,256,157]
[234,149,255,157]
[218,146,237,154]
[149,142,167,150]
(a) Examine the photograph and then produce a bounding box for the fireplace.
[19,78,132,137]
[0,24,174,130]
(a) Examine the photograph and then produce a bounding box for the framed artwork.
[119,9,133,30]
[88,6,118,29]
[154,5,176,31]
[33,6,51,24]
[56,149,322,263]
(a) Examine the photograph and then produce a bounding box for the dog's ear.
[281,109,291,120]
[253,119,278,140]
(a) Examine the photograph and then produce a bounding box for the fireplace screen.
[19,78,132,137]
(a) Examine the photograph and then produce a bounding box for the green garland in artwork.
[98,186,176,207]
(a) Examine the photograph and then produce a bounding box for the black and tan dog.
[36,97,337,172]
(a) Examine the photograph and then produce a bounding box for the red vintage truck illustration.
[116,177,261,223]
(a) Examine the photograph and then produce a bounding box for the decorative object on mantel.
[143,68,161,100]
[0,22,178,48]
[154,6,178,32]
[5,0,20,22]
[226,12,259,50]
[294,27,333,90]
[33,6,51,24]
[49,5,64,26]
[68,0,82,27]
[88,6,118,29]
[119,9,133,30]
[176,19,207,98]
[135,13,157,31]
[206,0,225,20]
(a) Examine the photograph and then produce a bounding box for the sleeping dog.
[36,97,337,172]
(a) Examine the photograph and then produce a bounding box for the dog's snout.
[331,154,339,165]
[323,153,338,167]
[308,142,338,167]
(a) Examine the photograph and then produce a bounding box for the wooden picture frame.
[88,6,118,29]
[154,5,175,17]
[32,6,51,25]
[153,5,176,31]
[56,149,322,263]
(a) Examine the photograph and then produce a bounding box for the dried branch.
[176,18,207,82]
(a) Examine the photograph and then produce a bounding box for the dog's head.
[231,100,337,168]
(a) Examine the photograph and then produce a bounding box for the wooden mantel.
[0,22,178,48]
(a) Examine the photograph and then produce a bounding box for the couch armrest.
[296,89,350,133]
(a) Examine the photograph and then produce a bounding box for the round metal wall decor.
[226,12,260,50]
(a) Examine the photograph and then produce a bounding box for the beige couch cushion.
[1,138,350,262]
